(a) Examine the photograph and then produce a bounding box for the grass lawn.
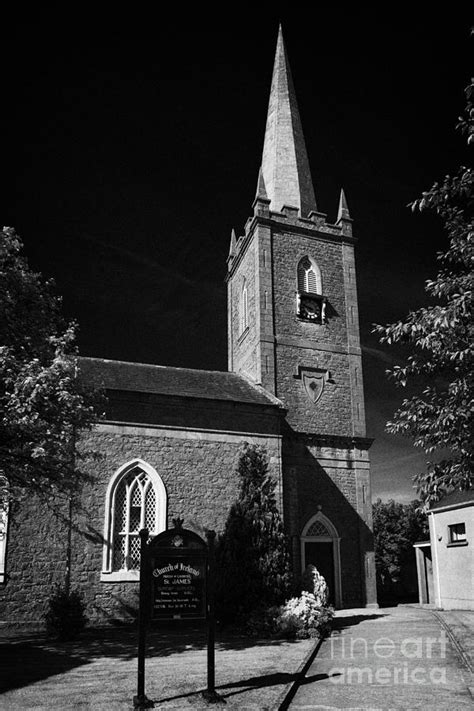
[0,626,316,710]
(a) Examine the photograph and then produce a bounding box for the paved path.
[434,610,474,675]
[285,606,474,710]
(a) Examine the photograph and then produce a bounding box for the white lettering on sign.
[152,562,201,578]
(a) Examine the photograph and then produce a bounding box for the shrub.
[275,591,334,639]
[45,584,87,640]
[245,605,281,638]
[216,444,293,622]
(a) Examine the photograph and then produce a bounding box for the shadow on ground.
[0,644,93,693]
[332,613,388,632]
[0,625,306,693]
[152,668,341,705]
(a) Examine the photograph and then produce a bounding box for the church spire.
[261,25,317,216]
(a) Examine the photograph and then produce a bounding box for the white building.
[416,490,474,610]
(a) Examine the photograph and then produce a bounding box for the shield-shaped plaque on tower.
[294,366,330,405]
[302,372,326,404]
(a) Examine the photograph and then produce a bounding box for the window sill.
[446,541,468,548]
[100,570,140,582]
[296,314,325,325]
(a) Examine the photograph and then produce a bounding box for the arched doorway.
[301,512,342,608]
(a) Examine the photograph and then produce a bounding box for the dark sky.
[6,9,472,502]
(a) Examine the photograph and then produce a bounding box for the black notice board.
[147,525,208,621]
[152,557,206,619]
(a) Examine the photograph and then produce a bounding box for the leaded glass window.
[306,520,330,537]
[112,466,157,572]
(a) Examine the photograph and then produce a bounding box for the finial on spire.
[260,26,317,216]
[337,188,351,223]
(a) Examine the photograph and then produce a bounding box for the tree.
[373,79,473,504]
[215,443,293,622]
[372,499,429,603]
[0,227,102,500]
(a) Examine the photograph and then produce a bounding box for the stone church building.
[1,28,377,628]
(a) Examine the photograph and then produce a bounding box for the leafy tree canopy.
[372,498,428,602]
[215,443,293,621]
[373,80,473,504]
[0,227,103,499]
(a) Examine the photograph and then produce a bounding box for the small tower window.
[297,256,322,295]
[240,279,249,333]
[296,256,326,323]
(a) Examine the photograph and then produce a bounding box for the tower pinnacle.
[260,26,317,216]
[337,188,351,222]
[228,228,237,260]
[255,165,268,200]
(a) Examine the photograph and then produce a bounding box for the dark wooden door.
[305,541,335,605]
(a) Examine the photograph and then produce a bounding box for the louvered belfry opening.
[298,256,319,294]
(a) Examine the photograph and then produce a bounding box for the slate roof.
[430,489,474,511]
[77,357,283,408]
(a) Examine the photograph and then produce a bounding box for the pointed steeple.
[261,25,317,216]
[337,188,351,223]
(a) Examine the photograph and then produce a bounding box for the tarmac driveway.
[285,606,474,710]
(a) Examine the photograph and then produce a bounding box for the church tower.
[226,27,377,607]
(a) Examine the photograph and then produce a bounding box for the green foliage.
[215,443,293,623]
[0,227,103,500]
[245,594,334,640]
[45,584,87,640]
[272,592,334,640]
[372,499,429,602]
[373,80,474,504]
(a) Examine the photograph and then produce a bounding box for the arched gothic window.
[0,476,9,584]
[297,256,322,295]
[240,279,249,333]
[101,460,167,581]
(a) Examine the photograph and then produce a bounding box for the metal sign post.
[134,528,153,710]
[203,529,221,702]
[133,520,221,707]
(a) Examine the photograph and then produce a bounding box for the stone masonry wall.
[272,229,348,347]
[1,411,282,628]
[270,227,359,437]
[283,435,375,608]
[229,238,259,382]
[0,493,70,631]
[276,345,353,436]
